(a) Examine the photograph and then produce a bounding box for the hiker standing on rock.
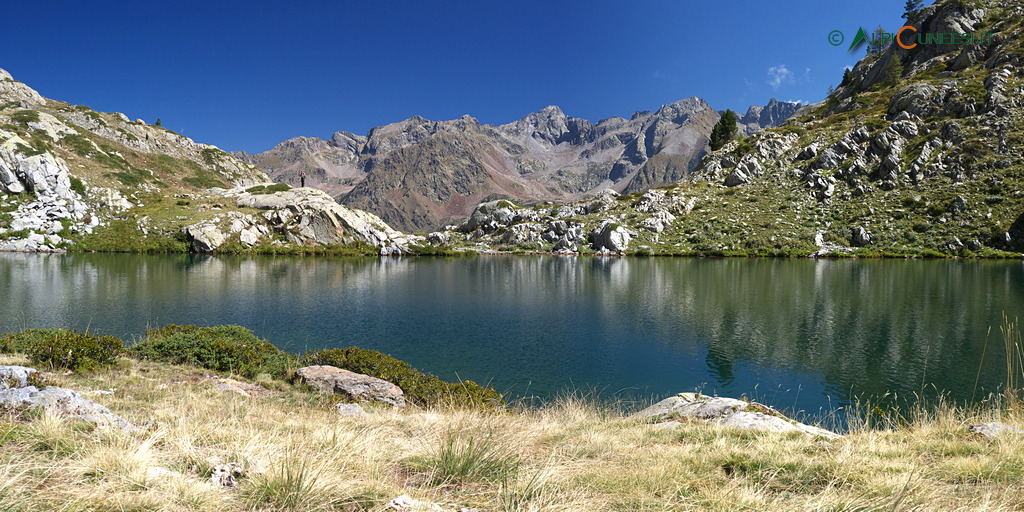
[299,170,307,188]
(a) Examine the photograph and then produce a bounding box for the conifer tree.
[709,110,738,151]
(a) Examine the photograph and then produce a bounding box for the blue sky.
[4,1,908,153]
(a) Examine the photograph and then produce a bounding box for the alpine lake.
[3,252,1022,427]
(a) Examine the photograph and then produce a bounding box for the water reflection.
[0,253,1021,415]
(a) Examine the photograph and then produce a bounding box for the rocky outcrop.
[634,392,841,439]
[181,187,419,254]
[0,130,94,251]
[0,366,138,431]
[296,365,406,408]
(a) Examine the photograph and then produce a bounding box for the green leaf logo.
[848,27,868,53]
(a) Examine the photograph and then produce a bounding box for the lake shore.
[1,350,1022,511]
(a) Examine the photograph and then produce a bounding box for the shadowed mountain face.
[237,99,800,232]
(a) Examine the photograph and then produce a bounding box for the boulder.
[0,366,137,431]
[461,200,517,232]
[724,155,762,187]
[185,222,227,252]
[296,365,406,408]
[634,392,840,439]
[591,220,635,253]
[889,84,939,119]
[851,226,872,246]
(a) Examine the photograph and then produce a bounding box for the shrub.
[68,176,86,196]
[0,328,66,354]
[301,347,504,409]
[131,324,295,379]
[247,183,292,195]
[6,329,123,372]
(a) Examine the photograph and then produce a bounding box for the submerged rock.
[634,392,841,439]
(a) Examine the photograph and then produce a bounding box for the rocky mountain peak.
[329,131,366,152]
[653,97,712,123]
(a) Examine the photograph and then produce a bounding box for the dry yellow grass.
[0,356,1022,511]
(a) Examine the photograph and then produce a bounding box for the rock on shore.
[634,392,841,439]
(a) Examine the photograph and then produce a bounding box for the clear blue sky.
[4,1,909,153]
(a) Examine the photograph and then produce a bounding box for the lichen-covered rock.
[296,365,406,408]
[634,392,841,439]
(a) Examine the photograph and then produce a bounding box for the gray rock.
[185,222,227,253]
[851,226,872,246]
[211,463,243,488]
[0,366,137,431]
[889,84,939,118]
[591,220,635,253]
[336,403,368,417]
[296,365,406,408]
[724,155,762,187]
[635,393,840,439]
[641,210,676,233]
[952,195,968,213]
[969,422,1024,439]
[0,366,43,389]
[461,200,517,232]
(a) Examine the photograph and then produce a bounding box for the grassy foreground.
[0,355,1023,511]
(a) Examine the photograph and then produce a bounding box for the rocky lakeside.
[0,324,1022,511]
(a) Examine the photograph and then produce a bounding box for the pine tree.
[883,56,905,87]
[902,0,924,19]
[840,68,853,87]
[867,25,888,55]
[709,110,738,151]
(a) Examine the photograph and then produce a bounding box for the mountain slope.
[242,99,799,232]
[422,0,1024,257]
[0,68,414,255]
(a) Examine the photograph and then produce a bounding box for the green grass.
[9,110,39,124]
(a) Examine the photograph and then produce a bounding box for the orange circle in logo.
[897,26,918,49]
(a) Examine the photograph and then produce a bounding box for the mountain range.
[234,99,800,231]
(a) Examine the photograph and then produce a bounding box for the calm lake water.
[2,253,1023,421]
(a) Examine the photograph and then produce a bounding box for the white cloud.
[766,64,794,90]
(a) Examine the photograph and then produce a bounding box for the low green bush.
[130,324,296,379]
[0,328,65,354]
[3,329,123,372]
[301,347,504,409]
[68,176,86,196]
[247,183,292,195]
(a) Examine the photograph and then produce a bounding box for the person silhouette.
[299,170,307,188]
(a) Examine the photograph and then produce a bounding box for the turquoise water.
[2,252,1022,420]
